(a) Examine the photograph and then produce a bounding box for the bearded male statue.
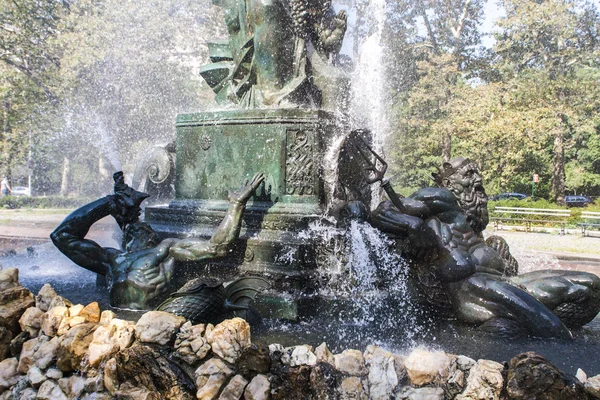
[366,156,600,338]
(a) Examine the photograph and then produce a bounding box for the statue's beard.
[458,184,489,234]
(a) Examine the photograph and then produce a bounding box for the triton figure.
[51,171,265,312]
[352,134,600,338]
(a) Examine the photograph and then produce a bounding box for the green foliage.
[0,196,92,210]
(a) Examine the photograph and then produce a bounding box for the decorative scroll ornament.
[285,130,314,195]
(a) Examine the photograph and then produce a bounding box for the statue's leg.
[447,273,572,339]
[511,270,600,328]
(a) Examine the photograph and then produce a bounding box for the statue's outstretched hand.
[229,173,265,204]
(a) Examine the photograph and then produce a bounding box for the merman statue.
[51,171,268,320]
[352,135,600,338]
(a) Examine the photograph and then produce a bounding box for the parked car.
[564,195,593,207]
[489,192,529,201]
[11,186,30,196]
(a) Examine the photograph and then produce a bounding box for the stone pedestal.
[145,109,343,313]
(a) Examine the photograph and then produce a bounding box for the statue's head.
[122,221,160,252]
[112,171,149,229]
[338,200,370,228]
[432,158,489,233]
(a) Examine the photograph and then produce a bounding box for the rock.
[244,374,270,400]
[99,310,116,325]
[456,359,504,400]
[270,364,311,400]
[26,366,46,388]
[87,319,135,367]
[17,335,60,373]
[339,376,368,400]
[206,318,251,364]
[19,388,37,400]
[395,386,445,400]
[35,284,59,312]
[314,342,335,365]
[238,344,271,379]
[8,331,28,358]
[37,380,68,400]
[0,286,35,333]
[0,357,19,391]
[218,374,248,400]
[456,355,476,371]
[81,393,112,400]
[84,376,104,393]
[113,344,194,399]
[404,348,453,386]
[45,368,63,380]
[48,295,72,309]
[103,357,119,395]
[0,327,13,361]
[80,302,101,324]
[310,362,340,400]
[363,345,402,400]
[40,306,68,337]
[135,311,185,346]
[586,374,600,399]
[0,269,18,292]
[18,307,43,337]
[115,381,160,399]
[506,352,587,400]
[577,368,588,383]
[69,304,85,317]
[334,349,367,376]
[281,345,316,367]
[174,322,211,365]
[56,322,96,372]
[195,358,234,400]
[446,368,466,399]
[58,375,86,399]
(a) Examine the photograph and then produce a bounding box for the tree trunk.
[60,157,71,196]
[551,130,565,203]
[442,130,452,163]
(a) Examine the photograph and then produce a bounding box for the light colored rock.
[68,315,86,327]
[45,368,63,380]
[0,268,18,292]
[281,345,317,367]
[48,295,71,309]
[86,319,136,367]
[315,342,335,365]
[396,386,445,400]
[456,355,476,371]
[40,306,68,337]
[17,336,42,373]
[80,302,100,323]
[268,343,284,355]
[69,304,85,317]
[195,358,235,400]
[339,376,368,400]
[19,388,37,400]
[585,374,600,399]
[404,348,453,386]
[244,374,270,400]
[26,366,46,388]
[218,374,249,400]
[58,375,86,399]
[334,349,368,376]
[174,322,211,365]
[115,381,159,400]
[456,359,504,400]
[99,310,116,325]
[81,393,112,400]
[17,335,60,373]
[577,368,588,383]
[103,357,119,395]
[363,345,401,400]
[35,284,59,312]
[18,307,43,337]
[135,311,185,346]
[34,336,61,370]
[207,318,251,364]
[37,380,68,400]
[0,357,19,391]
[57,323,96,372]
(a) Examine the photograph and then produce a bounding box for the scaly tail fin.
[224,276,270,318]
